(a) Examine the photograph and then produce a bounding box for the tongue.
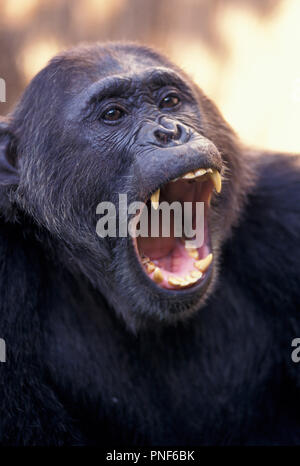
[138,236,176,259]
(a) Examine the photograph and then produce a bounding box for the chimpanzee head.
[0,42,252,330]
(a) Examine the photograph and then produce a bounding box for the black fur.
[0,42,299,445]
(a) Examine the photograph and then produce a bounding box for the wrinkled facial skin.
[4,43,251,330]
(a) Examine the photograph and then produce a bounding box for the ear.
[0,117,20,220]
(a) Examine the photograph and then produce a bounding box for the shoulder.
[244,151,300,245]
[222,151,300,309]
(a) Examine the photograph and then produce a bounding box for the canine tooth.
[190,270,203,279]
[194,253,213,272]
[194,168,207,178]
[153,267,163,283]
[146,262,155,273]
[210,169,222,193]
[187,248,199,259]
[151,189,160,210]
[182,171,196,180]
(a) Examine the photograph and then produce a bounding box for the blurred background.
[0,0,299,152]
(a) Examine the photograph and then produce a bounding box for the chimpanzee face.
[2,43,247,329]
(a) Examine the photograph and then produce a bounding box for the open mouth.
[133,168,222,290]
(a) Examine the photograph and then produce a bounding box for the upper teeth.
[182,168,212,179]
[150,168,222,209]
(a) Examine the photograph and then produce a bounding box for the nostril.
[154,130,170,145]
[153,119,188,146]
[154,125,182,145]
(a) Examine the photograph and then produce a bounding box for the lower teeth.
[141,248,212,288]
[153,267,164,283]
[146,262,155,273]
[194,253,213,272]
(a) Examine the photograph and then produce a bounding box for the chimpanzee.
[0,42,300,445]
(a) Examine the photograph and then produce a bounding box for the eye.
[159,93,181,109]
[101,106,125,122]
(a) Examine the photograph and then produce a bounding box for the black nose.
[153,116,187,146]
